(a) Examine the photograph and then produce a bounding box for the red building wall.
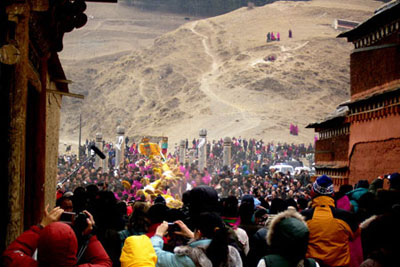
[349,138,400,185]
[315,134,349,164]
[350,45,400,99]
[348,113,400,184]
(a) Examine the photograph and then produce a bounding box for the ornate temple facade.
[308,1,400,187]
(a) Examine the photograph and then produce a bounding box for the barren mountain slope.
[59,0,381,148]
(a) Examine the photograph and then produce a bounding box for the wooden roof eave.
[48,52,69,93]
[337,1,400,42]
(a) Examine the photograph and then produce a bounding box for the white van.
[269,164,294,175]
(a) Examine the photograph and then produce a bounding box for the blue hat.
[313,175,334,195]
[389,172,400,190]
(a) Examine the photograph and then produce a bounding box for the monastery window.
[385,26,389,35]
[396,22,399,30]
[391,24,394,32]
[381,28,385,37]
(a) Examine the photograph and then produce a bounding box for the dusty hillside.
[59,0,381,148]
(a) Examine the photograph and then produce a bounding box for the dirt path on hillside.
[188,21,262,133]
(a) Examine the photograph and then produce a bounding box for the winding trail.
[188,21,262,133]
[280,41,309,52]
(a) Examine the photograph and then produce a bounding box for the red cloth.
[3,222,112,267]
[56,190,64,200]
[146,223,168,243]
[38,222,78,265]
[127,205,133,216]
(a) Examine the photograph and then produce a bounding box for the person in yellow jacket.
[120,235,157,267]
[301,175,359,267]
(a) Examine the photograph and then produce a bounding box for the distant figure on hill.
[271,32,275,41]
[277,32,280,41]
[266,32,271,42]
[289,29,292,38]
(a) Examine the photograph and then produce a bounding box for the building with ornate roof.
[308,0,400,187]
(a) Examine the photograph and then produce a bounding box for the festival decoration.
[138,137,162,158]
[134,156,184,208]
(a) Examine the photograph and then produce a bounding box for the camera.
[60,211,75,223]
[60,212,89,234]
[168,222,180,233]
[74,212,89,234]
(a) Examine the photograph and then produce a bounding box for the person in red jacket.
[2,205,112,267]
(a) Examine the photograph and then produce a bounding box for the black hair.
[128,202,149,233]
[221,196,239,217]
[194,212,229,266]
[56,196,71,207]
[147,203,169,224]
[297,198,309,211]
[269,198,287,214]
[239,201,254,224]
[285,198,298,211]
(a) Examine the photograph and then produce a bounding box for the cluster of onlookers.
[3,170,400,267]
[56,137,314,204]
[6,136,398,266]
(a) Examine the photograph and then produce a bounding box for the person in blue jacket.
[151,212,242,267]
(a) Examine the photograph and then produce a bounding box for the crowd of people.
[56,137,314,203]
[2,136,400,267]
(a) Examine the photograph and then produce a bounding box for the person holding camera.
[2,205,112,267]
[151,212,242,267]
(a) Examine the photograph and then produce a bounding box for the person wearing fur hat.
[301,175,359,267]
[257,209,318,267]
